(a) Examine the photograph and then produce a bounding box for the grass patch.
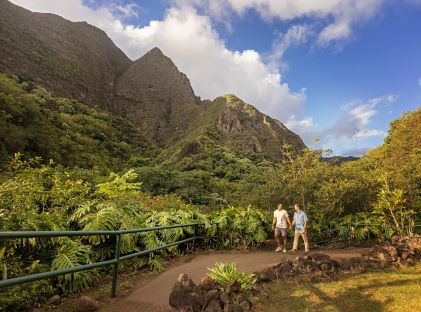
[253,264,421,312]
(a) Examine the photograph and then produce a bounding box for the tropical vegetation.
[207,262,256,292]
[0,74,420,310]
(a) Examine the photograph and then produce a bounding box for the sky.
[9,0,421,156]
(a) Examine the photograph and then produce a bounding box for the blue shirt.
[293,211,308,231]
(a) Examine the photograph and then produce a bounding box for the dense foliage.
[0,155,269,310]
[0,74,154,170]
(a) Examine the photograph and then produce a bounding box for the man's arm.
[272,217,277,230]
[286,215,292,229]
[303,213,308,233]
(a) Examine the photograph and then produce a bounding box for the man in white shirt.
[272,203,292,252]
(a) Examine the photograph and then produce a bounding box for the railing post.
[384,224,388,241]
[217,223,222,249]
[111,234,121,298]
[193,224,198,250]
[347,224,351,246]
[367,226,370,241]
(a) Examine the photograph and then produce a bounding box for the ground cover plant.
[207,262,256,291]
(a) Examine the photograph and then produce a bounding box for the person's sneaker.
[290,249,296,254]
[282,249,287,253]
[275,247,282,252]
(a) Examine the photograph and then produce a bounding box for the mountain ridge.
[0,0,132,108]
[0,0,306,160]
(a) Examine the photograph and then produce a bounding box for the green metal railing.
[0,223,208,297]
[1,222,418,297]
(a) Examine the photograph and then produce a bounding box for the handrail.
[0,223,209,297]
[0,222,204,238]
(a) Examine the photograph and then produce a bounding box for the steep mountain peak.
[147,46,165,56]
[133,47,175,72]
[115,47,199,144]
[222,94,240,101]
[205,93,306,158]
[117,47,196,99]
[220,94,258,117]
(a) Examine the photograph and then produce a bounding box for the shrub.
[207,262,256,291]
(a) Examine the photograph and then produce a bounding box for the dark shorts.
[275,227,287,238]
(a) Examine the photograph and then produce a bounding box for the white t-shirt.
[273,209,289,228]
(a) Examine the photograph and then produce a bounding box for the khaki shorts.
[275,227,287,238]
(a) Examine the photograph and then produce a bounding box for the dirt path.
[103,248,368,312]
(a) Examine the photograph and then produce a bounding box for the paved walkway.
[103,248,368,312]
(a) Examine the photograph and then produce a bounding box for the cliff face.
[0,0,131,108]
[115,48,200,145]
[214,94,306,156]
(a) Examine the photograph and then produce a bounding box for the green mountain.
[158,94,305,163]
[0,0,131,109]
[0,0,306,162]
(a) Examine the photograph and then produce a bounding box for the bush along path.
[168,237,421,312]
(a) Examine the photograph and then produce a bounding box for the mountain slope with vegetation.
[0,0,307,160]
[0,73,155,169]
[0,0,131,109]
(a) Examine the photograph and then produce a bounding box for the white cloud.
[285,115,315,130]
[285,114,318,144]
[339,146,371,157]
[386,94,397,102]
[314,95,394,155]
[318,19,351,45]
[10,0,305,121]
[267,24,313,66]
[179,0,383,44]
[113,3,140,18]
[348,103,377,126]
[352,129,385,141]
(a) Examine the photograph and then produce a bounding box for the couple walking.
[272,203,309,253]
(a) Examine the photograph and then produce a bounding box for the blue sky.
[11,0,421,155]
